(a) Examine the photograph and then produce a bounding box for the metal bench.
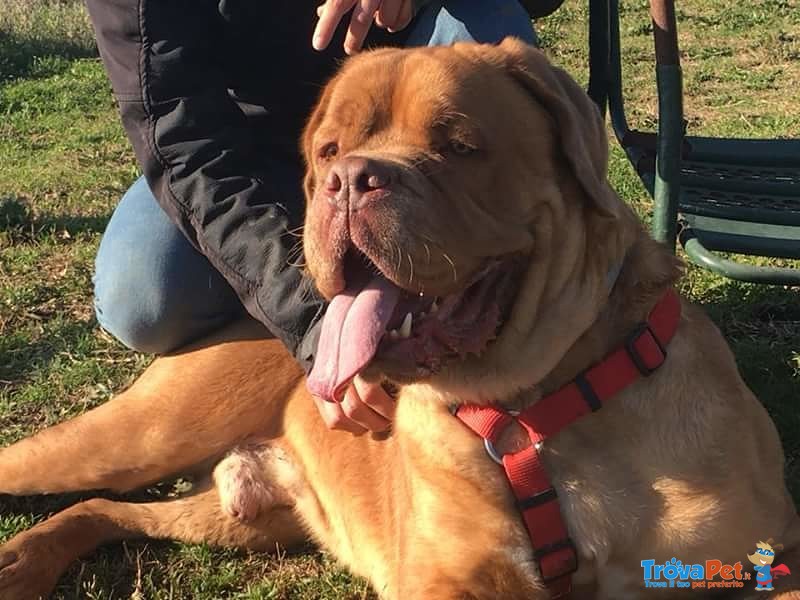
[524,0,800,285]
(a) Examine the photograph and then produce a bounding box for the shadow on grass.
[0,30,97,83]
[0,488,177,600]
[691,280,800,500]
[0,196,109,237]
[0,320,101,446]
[2,315,92,362]
[0,482,184,530]
[52,541,170,600]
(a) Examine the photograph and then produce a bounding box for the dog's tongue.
[307,275,400,402]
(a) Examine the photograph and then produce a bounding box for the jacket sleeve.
[85,0,325,371]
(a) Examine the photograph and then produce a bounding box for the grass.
[1,0,799,597]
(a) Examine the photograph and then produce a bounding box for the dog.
[0,38,798,599]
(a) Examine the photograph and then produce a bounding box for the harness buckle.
[481,409,524,465]
[483,438,505,465]
[625,323,667,376]
[534,537,579,584]
[483,436,542,466]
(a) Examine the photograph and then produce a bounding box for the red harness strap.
[453,288,681,598]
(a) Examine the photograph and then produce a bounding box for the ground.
[0,1,798,598]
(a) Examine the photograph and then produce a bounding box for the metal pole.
[650,0,683,249]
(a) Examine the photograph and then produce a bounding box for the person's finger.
[313,0,358,51]
[341,383,391,431]
[344,0,382,55]
[388,0,414,32]
[375,0,402,29]
[375,0,401,29]
[376,0,411,31]
[352,375,395,421]
[314,394,367,434]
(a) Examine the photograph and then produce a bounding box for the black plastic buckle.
[534,537,579,584]
[625,323,667,376]
[517,487,558,511]
[574,373,601,412]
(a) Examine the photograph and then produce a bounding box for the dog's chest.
[393,389,693,596]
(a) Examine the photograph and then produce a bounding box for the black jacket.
[84,0,415,371]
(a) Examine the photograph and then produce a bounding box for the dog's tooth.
[389,329,400,340]
[430,299,439,313]
[400,313,413,338]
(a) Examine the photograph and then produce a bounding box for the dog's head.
[302,38,651,403]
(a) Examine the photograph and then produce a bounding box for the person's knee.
[93,273,187,354]
[407,0,537,47]
[93,248,242,354]
[93,176,241,354]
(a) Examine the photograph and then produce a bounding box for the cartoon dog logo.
[747,539,791,591]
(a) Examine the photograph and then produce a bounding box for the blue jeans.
[93,1,536,353]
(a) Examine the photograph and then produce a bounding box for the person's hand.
[313,0,415,55]
[313,374,396,434]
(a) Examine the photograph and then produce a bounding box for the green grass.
[1,0,799,597]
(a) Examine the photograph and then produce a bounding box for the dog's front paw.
[0,534,64,600]
[213,449,273,522]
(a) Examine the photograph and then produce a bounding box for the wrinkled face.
[302,44,566,401]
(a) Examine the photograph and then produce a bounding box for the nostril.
[356,170,390,193]
[325,169,342,193]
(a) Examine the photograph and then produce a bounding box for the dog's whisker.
[286,238,304,251]
[286,249,303,264]
[284,240,308,270]
[423,243,432,266]
[285,241,305,259]
[442,252,458,283]
[406,252,415,287]
[283,225,305,239]
[417,234,459,282]
[394,243,403,276]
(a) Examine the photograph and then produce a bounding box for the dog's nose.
[324,157,393,211]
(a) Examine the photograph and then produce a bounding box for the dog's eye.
[319,142,339,160]
[448,139,475,156]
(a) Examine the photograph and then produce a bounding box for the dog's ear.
[496,37,619,219]
[300,81,336,204]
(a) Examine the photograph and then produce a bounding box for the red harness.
[453,289,681,598]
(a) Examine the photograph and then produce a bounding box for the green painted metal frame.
[652,63,682,249]
[586,0,800,285]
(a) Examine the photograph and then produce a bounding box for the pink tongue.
[307,275,400,402]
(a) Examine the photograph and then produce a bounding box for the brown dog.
[1,38,798,599]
